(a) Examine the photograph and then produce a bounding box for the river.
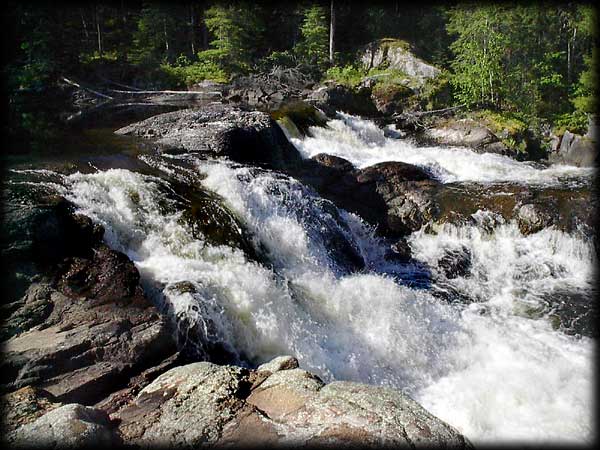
[2,110,595,444]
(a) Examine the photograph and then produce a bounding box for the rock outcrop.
[549,129,597,167]
[418,118,510,156]
[295,154,595,240]
[0,197,178,406]
[360,39,441,87]
[115,104,303,169]
[108,357,472,448]
[297,156,440,237]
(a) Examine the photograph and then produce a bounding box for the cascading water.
[9,111,595,444]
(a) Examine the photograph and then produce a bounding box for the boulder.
[115,104,303,169]
[112,357,472,448]
[549,130,596,167]
[419,118,510,155]
[297,158,439,237]
[7,403,121,448]
[1,386,62,433]
[306,83,379,118]
[516,203,556,235]
[438,246,472,279]
[360,39,441,87]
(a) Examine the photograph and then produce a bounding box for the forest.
[4,1,598,145]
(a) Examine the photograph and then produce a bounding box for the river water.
[3,111,596,444]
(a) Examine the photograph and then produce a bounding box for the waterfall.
[13,111,595,444]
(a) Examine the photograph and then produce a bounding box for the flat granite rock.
[112,357,472,448]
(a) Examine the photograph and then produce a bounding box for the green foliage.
[471,110,528,136]
[572,48,598,113]
[324,65,366,87]
[552,111,589,136]
[130,5,178,65]
[420,71,451,110]
[257,50,298,70]
[160,59,229,87]
[295,4,330,73]
[447,4,507,108]
[447,3,595,120]
[203,3,264,73]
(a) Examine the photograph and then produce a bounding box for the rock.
[516,203,556,235]
[1,280,176,405]
[115,104,303,169]
[438,246,472,279]
[257,355,299,373]
[549,130,596,167]
[113,357,472,448]
[419,118,509,155]
[360,39,441,87]
[1,386,62,433]
[311,153,355,173]
[225,68,313,110]
[296,158,439,237]
[270,100,328,136]
[370,82,415,116]
[0,198,178,406]
[55,245,146,306]
[8,403,121,448]
[387,238,413,262]
[307,83,379,118]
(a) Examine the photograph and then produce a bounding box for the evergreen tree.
[201,2,264,73]
[295,4,329,73]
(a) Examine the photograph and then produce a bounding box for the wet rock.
[112,357,472,448]
[270,101,328,136]
[297,159,439,237]
[516,203,556,235]
[56,245,146,306]
[7,403,121,448]
[1,280,176,405]
[438,246,472,279]
[1,199,178,406]
[115,104,302,169]
[312,153,355,173]
[387,238,413,262]
[307,83,379,118]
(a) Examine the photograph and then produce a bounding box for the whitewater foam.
[289,112,594,185]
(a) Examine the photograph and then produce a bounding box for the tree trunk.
[164,17,170,61]
[190,3,196,56]
[95,5,103,56]
[329,0,335,63]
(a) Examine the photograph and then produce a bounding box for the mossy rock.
[270,101,328,136]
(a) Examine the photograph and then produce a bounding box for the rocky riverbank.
[1,103,481,448]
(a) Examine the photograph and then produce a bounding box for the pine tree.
[295,4,329,73]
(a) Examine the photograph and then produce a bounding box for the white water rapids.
[28,112,594,444]
[290,111,594,186]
